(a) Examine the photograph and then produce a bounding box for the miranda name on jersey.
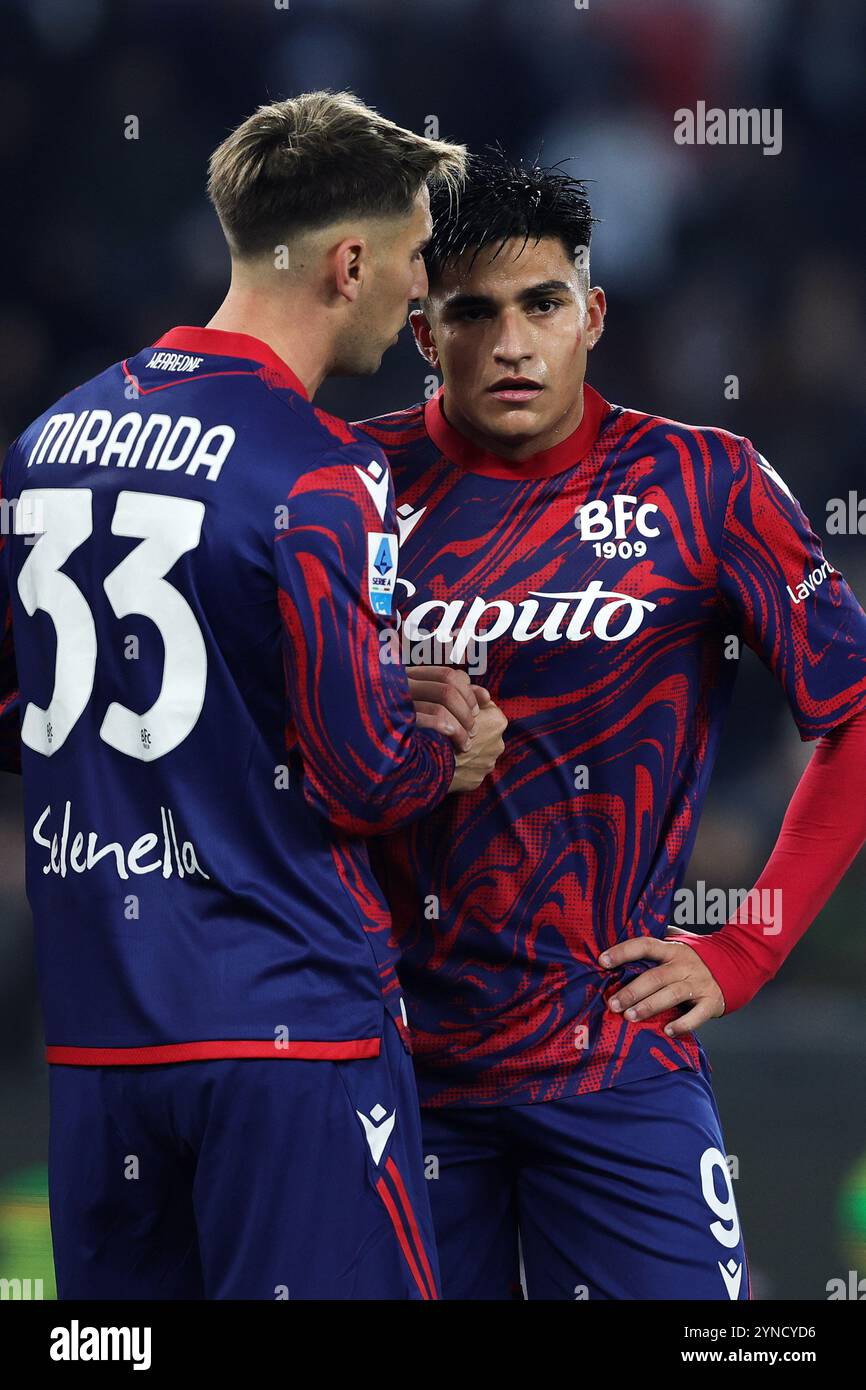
[27,410,235,481]
[32,802,209,881]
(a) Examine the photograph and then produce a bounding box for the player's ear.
[585,286,606,351]
[410,308,439,366]
[332,236,366,304]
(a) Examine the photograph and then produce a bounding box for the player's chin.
[476,397,548,436]
[362,332,402,374]
[359,353,386,376]
[332,348,386,378]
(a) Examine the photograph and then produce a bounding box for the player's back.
[1,327,453,1063]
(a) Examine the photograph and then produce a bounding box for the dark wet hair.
[424,149,597,290]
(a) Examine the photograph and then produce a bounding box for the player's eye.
[452,306,492,322]
[529,299,562,315]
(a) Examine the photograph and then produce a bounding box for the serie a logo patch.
[367,532,398,615]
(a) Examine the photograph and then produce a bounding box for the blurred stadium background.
[1,0,865,1301]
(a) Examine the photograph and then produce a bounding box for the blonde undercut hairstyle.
[208,90,467,258]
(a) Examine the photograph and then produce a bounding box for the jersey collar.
[153,326,309,400]
[423,381,611,479]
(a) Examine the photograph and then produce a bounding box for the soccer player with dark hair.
[0,93,509,1300]
[358,152,866,1299]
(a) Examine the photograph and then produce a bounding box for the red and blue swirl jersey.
[359,384,866,1107]
[0,327,454,1064]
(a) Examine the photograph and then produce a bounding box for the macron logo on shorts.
[356,1104,396,1166]
[719,1258,743,1299]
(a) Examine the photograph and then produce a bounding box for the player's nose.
[411,260,429,302]
[493,309,533,363]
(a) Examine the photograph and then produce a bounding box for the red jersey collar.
[153,326,309,399]
[423,381,610,479]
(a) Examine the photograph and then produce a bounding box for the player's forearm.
[685,707,866,1012]
[277,456,459,835]
[301,724,456,836]
[280,593,458,834]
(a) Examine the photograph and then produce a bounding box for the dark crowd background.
[0,0,865,1299]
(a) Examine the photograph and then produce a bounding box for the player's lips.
[486,378,544,402]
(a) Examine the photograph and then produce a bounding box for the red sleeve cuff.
[680,708,866,1013]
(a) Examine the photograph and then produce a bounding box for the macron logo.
[719,1258,743,1300]
[396,502,427,547]
[354,459,390,523]
[755,451,795,503]
[356,1103,396,1166]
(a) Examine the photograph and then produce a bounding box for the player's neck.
[442,388,586,463]
[206,289,330,399]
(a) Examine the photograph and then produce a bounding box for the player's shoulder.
[611,400,770,497]
[122,336,374,468]
[296,400,386,463]
[241,373,391,476]
[614,400,750,464]
[16,343,384,482]
[8,361,119,468]
[353,401,429,461]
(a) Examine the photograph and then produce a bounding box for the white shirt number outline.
[15,488,207,761]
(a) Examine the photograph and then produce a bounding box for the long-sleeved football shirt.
[0,326,455,1064]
